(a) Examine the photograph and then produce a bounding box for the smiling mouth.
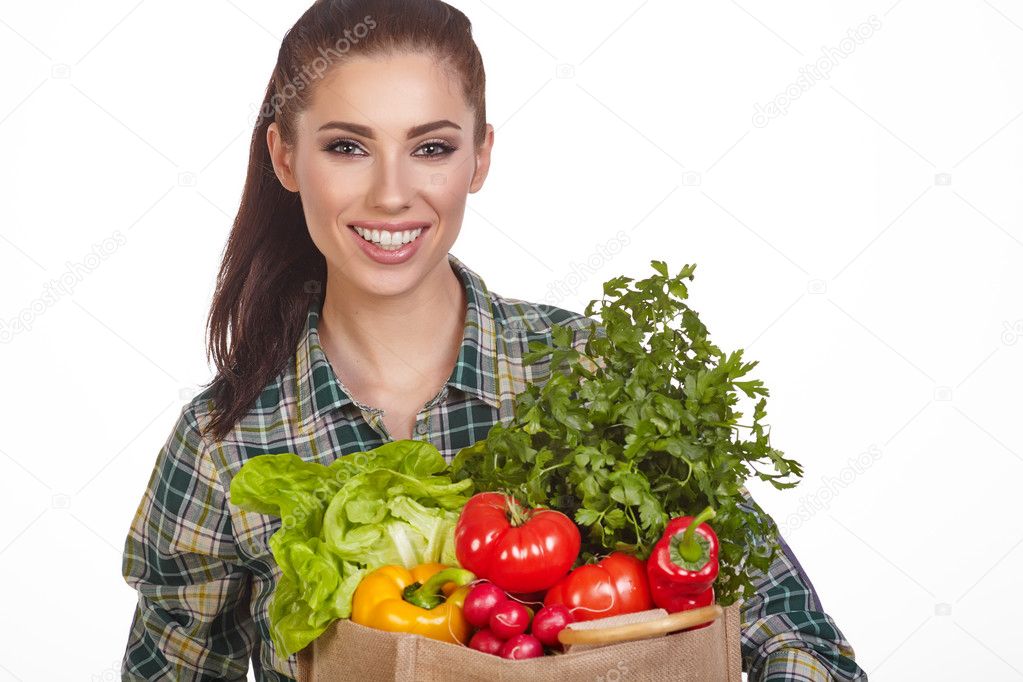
[348,224,429,251]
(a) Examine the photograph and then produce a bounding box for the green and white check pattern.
[121,253,865,681]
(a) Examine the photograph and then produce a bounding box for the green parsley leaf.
[450,259,804,606]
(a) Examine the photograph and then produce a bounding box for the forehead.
[305,52,468,129]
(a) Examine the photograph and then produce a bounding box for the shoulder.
[489,292,607,345]
[190,385,217,418]
[186,371,289,433]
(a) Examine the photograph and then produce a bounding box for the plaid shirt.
[121,253,865,681]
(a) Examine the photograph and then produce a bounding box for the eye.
[414,139,458,158]
[323,138,367,156]
[321,138,458,158]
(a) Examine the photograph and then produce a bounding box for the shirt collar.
[297,252,503,420]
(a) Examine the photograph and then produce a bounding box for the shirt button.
[416,421,428,435]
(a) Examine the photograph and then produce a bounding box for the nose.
[366,149,415,212]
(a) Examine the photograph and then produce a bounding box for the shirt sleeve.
[737,485,867,682]
[121,404,257,680]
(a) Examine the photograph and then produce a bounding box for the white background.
[1,1,1021,680]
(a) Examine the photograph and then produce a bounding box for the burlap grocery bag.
[296,602,742,681]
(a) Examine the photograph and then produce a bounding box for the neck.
[317,257,467,391]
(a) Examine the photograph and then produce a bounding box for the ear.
[267,122,300,193]
[468,123,495,194]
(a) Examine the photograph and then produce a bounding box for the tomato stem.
[503,491,528,526]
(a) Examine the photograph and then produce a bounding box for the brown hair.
[200,0,487,441]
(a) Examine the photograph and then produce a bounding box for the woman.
[120,1,866,680]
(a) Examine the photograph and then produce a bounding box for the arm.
[737,486,867,682]
[121,404,256,680]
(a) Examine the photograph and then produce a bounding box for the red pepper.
[646,506,719,615]
[543,552,653,622]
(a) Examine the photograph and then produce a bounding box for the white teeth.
[352,226,425,250]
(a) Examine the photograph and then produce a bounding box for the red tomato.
[543,552,653,622]
[454,492,581,594]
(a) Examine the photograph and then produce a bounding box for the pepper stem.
[403,568,476,610]
[678,506,716,563]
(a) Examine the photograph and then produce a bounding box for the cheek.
[424,181,462,211]
[297,163,363,232]
[423,155,476,209]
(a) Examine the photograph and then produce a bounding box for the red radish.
[468,628,505,656]
[488,600,530,639]
[500,633,544,660]
[530,604,574,647]
[463,581,508,628]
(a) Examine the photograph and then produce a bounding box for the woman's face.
[268,51,493,298]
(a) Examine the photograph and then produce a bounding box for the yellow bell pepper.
[351,562,476,645]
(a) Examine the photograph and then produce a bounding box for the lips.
[347,220,431,231]
[345,219,431,264]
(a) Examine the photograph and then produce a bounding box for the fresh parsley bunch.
[451,260,804,606]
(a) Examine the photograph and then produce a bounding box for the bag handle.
[557,604,723,646]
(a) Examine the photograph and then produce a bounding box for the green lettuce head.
[230,440,472,656]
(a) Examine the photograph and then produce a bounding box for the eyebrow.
[316,119,462,140]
